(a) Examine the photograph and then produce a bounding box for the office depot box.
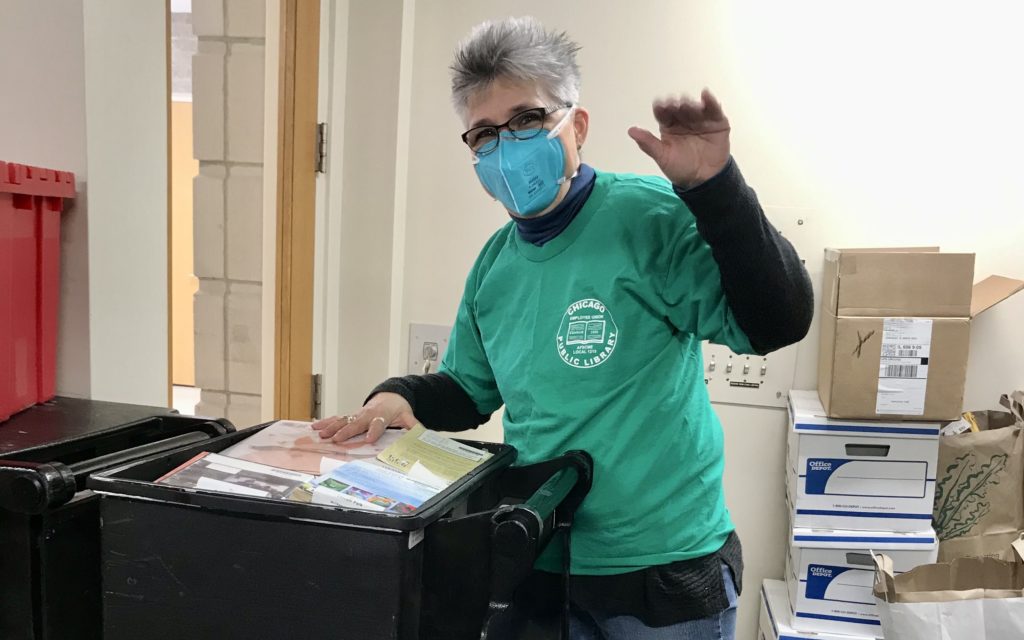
[786,527,937,636]
[818,248,1023,421]
[759,579,878,640]
[787,391,939,532]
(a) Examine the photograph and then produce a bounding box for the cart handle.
[521,466,579,525]
[481,451,593,640]
[0,459,77,515]
[0,430,212,514]
[489,449,592,552]
[67,430,211,480]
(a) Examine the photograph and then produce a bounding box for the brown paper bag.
[933,391,1024,561]
[873,536,1024,640]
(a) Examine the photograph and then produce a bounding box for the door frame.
[273,0,320,420]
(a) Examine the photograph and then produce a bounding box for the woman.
[314,16,813,640]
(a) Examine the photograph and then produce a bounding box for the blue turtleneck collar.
[513,164,597,246]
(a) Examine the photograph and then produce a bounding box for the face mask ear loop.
[496,133,522,213]
[547,105,579,186]
[546,105,576,140]
[558,167,580,187]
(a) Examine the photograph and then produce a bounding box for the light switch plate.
[702,341,800,408]
[408,323,452,376]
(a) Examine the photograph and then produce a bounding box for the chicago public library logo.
[556,298,618,369]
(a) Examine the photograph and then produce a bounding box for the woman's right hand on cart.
[312,392,422,444]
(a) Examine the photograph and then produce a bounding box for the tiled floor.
[172,385,202,416]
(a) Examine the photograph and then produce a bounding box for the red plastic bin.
[0,161,75,422]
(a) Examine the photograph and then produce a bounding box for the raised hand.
[628,88,731,189]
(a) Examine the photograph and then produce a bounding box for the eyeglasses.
[461,104,573,155]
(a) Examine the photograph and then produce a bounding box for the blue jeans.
[569,563,738,640]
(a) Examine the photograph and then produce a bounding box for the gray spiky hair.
[450,16,581,122]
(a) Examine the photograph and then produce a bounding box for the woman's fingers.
[652,91,728,133]
[314,394,422,443]
[312,414,352,437]
[364,416,390,443]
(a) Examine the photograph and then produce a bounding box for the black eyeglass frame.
[460,104,573,155]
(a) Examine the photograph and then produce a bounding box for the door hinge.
[311,373,323,419]
[315,122,328,174]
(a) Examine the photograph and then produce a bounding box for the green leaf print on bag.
[934,452,1008,541]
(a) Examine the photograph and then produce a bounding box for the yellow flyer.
[377,425,491,485]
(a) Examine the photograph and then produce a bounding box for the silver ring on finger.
[370,416,387,428]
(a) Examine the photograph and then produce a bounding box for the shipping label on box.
[760,578,879,640]
[788,391,939,531]
[876,318,933,415]
[785,528,937,637]
[818,313,970,421]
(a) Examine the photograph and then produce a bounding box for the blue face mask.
[473,107,576,217]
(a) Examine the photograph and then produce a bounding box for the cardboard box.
[787,391,939,532]
[818,248,1023,420]
[759,578,878,640]
[785,527,937,636]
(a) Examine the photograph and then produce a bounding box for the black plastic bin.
[88,424,592,640]
[0,397,234,640]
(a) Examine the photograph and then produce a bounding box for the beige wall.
[81,0,169,406]
[321,2,1024,637]
[318,0,406,415]
[171,100,199,386]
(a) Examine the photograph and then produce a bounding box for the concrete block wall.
[192,0,266,428]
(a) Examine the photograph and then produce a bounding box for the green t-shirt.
[439,170,755,575]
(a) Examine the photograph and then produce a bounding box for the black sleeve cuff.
[366,372,492,432]
[672,155,737,199]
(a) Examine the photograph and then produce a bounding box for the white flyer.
[876,318,933,415]
[195,476,269,497]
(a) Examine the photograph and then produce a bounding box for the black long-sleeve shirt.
[368,158,812,625]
